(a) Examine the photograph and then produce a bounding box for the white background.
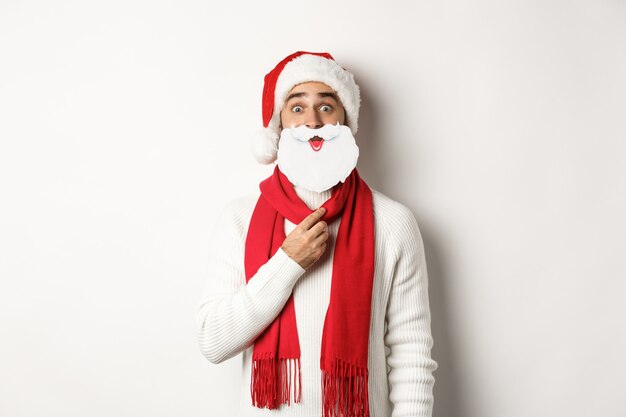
[1,1,625,416]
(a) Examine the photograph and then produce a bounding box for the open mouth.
[308,136,324,152]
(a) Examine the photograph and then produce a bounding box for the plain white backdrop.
[1,1,625,416]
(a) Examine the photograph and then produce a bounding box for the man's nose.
[305,111,323,129]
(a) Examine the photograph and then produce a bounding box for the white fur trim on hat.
[250,127,280,164]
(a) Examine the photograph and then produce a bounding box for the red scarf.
[244,166,375,417]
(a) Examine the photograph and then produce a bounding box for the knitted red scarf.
[244,165,375,417]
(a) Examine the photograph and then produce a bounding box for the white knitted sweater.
[196,184,437,417]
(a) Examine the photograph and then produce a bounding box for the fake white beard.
[276,122,359,193]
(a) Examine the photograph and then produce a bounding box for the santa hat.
[251,51,361,164]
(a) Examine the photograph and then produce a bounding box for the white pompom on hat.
[251,51,361,164]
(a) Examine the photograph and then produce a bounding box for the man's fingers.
[298,207,327,230]
[282,208,330,269]
[309,220,327,237]
[314,230,329,245]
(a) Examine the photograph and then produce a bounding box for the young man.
[196,51,438,417]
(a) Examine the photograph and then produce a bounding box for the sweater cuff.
[247,247,306,295]
[273,247,307,277]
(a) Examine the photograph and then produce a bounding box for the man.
[196,51,438,417]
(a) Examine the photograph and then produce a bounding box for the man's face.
[276,82,358,193]
[280,81,346,130]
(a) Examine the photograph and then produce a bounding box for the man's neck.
[293,184,335,210]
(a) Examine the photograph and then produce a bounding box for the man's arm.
[195,199,328,364]
[195,199,306,364]
[384,205,438,417]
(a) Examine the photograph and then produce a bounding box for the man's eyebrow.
[318,91,339,102]
[285,92,306,102]
[285,91,339,103]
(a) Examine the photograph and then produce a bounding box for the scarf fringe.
[251,356,301,409]
[321,358,370,417]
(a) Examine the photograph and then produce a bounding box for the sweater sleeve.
[384,204,438,417]
[195,197,306,364]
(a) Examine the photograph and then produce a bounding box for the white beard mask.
[276,122,360,193]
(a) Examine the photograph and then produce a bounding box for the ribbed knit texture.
[196,186,438,417]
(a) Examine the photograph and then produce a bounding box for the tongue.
[309,137,324,152]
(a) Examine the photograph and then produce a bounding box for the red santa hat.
[251,51,361,164]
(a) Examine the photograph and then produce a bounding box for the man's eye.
[320,105,332,112]
[292,106,303,113]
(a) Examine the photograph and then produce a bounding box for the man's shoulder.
[212,192,260,237]
[370,187,416,222]
[221,192,260,215]
[370,187,422,239]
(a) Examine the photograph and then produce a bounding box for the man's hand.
[281,207,329,270]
